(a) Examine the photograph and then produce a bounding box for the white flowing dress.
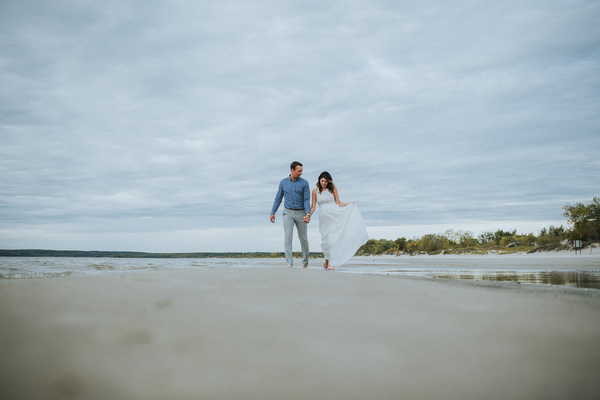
[316,189,369,267]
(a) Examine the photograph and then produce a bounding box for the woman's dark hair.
[317,171,335,193]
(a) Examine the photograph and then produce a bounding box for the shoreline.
[356,249,599,256]
[1,245,598,259]
[2,252,600,287]
[1,267,600,399]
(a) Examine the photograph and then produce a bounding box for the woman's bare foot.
[323,260,329,269]
[327,266,335,270]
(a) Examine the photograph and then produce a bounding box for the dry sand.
[1,266,600,400]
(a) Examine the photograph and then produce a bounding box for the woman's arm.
[309,189,317,216]
[333,187,352,207]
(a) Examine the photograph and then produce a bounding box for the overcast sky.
[1,0,599,252]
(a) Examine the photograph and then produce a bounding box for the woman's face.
[320,177,328,189]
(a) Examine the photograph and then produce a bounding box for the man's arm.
[270,181,284,218]
[302,180,311,223]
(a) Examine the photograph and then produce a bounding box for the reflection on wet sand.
[387,270,600,290]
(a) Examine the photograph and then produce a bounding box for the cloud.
[1,0,599,251]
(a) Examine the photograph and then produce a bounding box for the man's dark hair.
[290,161,303,171]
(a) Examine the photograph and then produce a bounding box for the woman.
[308,172,369,270]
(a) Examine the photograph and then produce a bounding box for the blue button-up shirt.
[271,176,311,214]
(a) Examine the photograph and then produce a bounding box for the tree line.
[0,250,323,259]
[2,198,597,258]
[357,197,600,256]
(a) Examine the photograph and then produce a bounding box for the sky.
[1,0,599,253]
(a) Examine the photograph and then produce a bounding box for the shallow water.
[2,255,600,290]
[0,257,255,279]
[337,254,600,290]
[373,269,600,290]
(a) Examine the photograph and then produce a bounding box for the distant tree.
[563,197,600,242]
[443,229,460,246]
[419,234,447,253]
[357,239,377,255]
[375,239,396,254]
[395,237,407,252]
[457,231,477,248]
[548,225,567,239]
[499,235,516,247]
[478,231,495,244]
[494,229,517,245]
[406,241,420,255]
[518,233,537,246]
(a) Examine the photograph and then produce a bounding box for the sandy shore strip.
[1,267,600,400]
[348,250,600,270]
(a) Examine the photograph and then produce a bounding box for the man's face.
[291,166,303,180]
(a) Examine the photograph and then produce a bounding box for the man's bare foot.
[286,265,292,268]
[302,265,308,269]
[327,266,335,270]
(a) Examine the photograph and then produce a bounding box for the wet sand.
[349,250,600,271]
[346,252,600,289]
[1,266,600,400]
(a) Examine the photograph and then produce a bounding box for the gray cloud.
[1,0,599,251]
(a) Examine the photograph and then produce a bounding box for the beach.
[1,257,600,399]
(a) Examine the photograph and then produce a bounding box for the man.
[270,161,311,268]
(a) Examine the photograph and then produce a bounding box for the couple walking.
[270,161,369,270]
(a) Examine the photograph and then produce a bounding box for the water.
[0,257,268,279]
[338,254,600,290]
[2,254,600,290]
[373,268,600,290]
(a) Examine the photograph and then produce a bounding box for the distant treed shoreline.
[356,197,600,256]
[2,199,598,258]
[0,250,324,259]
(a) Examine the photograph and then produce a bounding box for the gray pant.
[283,208,309,267]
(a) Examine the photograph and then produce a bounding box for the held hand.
[304,214,311,223]
[270,214,275,223]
